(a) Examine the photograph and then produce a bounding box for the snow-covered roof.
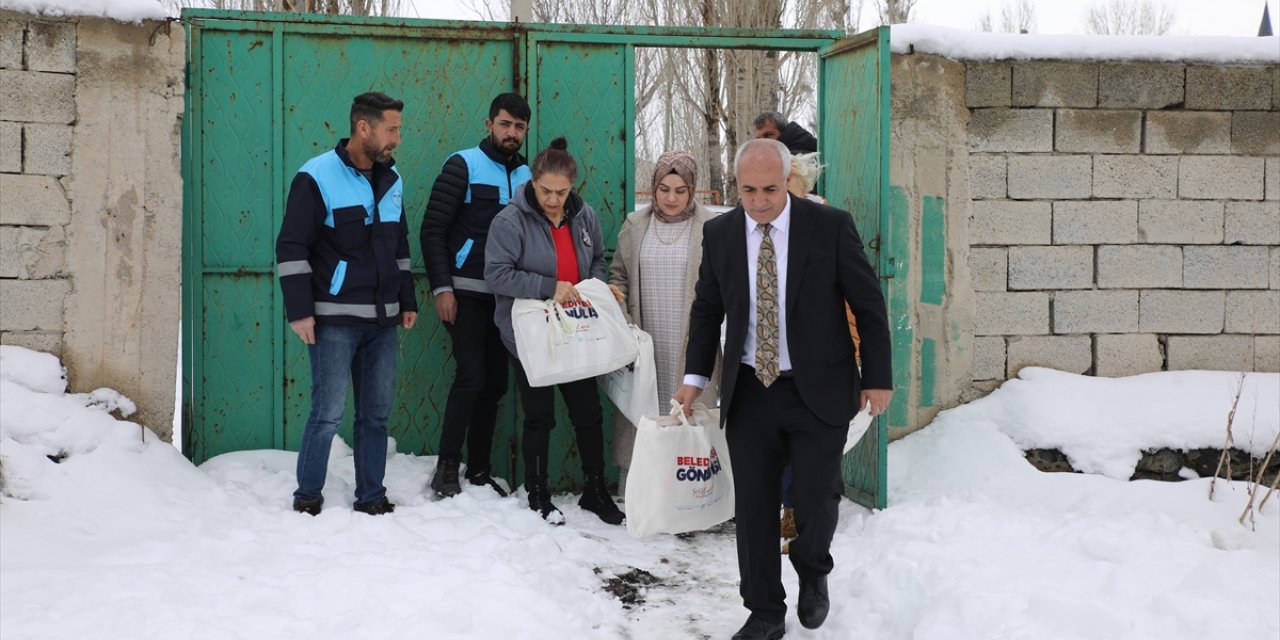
[892,24,1280,64]
[0,0,166,22]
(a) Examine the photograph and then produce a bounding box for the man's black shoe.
[797,575,830,629]
[730,615,785,640]
[465,467,509,497]
[431,457,462,498]
[353,497,396,516]
[292,498,322,516]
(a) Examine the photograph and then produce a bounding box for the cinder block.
[1098,63,1183,109]
[0,331,63,355]
[21,123,71,175]
[0,120,20,172]
[1166,335,1253,372]
[1054,290,1139,334]
[1273,247,1280,289]
[966,62,1010,108]
[1095,334,1163,377]
[0,20,22,70]
[1054,200,1138,244]
[25,21,74,74]
[1006,335,1092,376]
[1012,61,1098,107]
[973,336,1006,380]
[1139,290,1225,334]
[1055,109,1141,153]
[1137,200,1223,244]
[1224,201,1280,245]
[1179,156,1264,200]
[1008,155,1091,199]
[969,154,1006,199]
[969,109,1053,152]
[1183,246,1270,289]
[0,278,68,331]
[1008,246,1093,290]
[1225,291,1280,334]
[969,247,1007,292]
[1256,336,1279,371]
[0,174,70,225]
[1185,66,1272,110]
[1275,67,1280,111]
[1267,157,1278,201]
[975,292,1050,335]
[1093,155,1177,199]
[1144,111,1231,155]
[1097,245,1182,288]
[970,200,1051,245]
[0,225,65,278]
[0,70,74,123]
[1231,111,1280,156]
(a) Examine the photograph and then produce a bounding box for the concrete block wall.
[0,16,75,354]
[0,12,184,438]
[965,60,1279,383]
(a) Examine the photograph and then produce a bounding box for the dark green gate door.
[820,27,895,509]
[183,14,523,473]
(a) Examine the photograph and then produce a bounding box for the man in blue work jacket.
[419,93,532,498]
[276,91,418,516]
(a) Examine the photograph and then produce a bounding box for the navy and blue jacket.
[276,140,417,326]
[420,137,531,298]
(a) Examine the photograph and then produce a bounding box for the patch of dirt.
[601,568,660,608]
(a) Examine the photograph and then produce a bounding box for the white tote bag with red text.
[625,405,734,537]
[512,278,638,387]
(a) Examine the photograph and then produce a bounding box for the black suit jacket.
[685,195,892,427]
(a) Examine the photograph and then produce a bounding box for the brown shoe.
[780,507,798,539]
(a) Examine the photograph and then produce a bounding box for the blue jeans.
[294,323,398,507]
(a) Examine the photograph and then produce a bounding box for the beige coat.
[608,204,723,471]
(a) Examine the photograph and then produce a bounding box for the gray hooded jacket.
[484,181,606,355]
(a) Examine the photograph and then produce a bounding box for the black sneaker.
[353,497,396,515]
[293,498,322,516]
[431,457,462,498]
[465,468,510,497]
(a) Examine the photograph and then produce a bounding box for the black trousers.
[437,294,509,469]
[511,357,606,481]
[726,366,846,624]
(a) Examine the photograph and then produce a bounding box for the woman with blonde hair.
[607,150,723,493]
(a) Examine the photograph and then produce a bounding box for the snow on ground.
[1,345,1277,639]
[891,24,1280,63]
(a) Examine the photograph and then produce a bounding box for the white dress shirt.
[685,198,793,389]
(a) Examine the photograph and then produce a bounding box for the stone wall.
[962,60,1279,393]
[0,13,184,438]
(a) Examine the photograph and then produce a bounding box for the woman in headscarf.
[607,150,723,493]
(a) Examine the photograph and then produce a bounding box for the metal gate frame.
[182,10,898,506]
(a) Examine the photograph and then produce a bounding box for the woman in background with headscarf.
[607,150,722,493]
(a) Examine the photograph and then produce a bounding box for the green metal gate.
[182,11,898,504]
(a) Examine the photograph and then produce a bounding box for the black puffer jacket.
[778,121,818,154]
[419,137,530,298]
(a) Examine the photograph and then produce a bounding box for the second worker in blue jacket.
[420,94,532,498]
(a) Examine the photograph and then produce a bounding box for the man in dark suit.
[675,139,893,640]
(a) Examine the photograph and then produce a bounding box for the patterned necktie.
[755,223,780,387]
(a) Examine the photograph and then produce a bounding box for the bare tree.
[1084,0,1176,35]
[976,0,1037,33]
[170,0,402,15]
[876,0,916,25]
